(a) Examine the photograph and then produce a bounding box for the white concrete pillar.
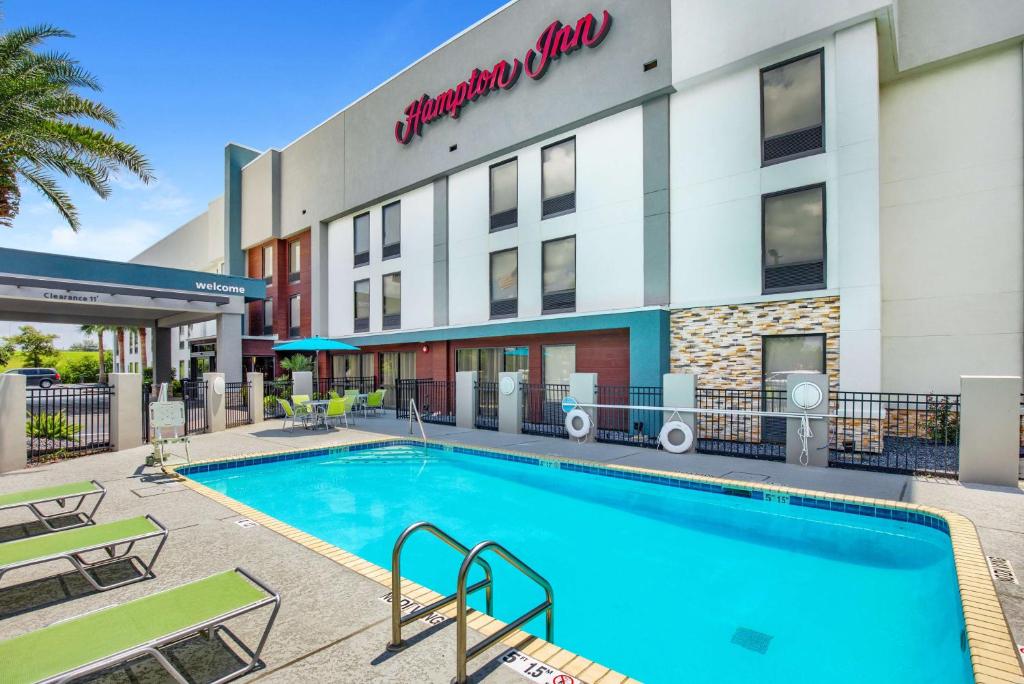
[247,372,264,425]
[203,372,226,433]
[456,371,478,429]
[0,373,27,473]
[292,371,313,398]
[663,373,697,453]
[786,373,830,467]
[569,373,598,442]
[498,371,524,434]
[216,313,243,383]
[109,373,143,451]
[959,376,1021,487]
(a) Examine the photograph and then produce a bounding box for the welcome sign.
[394,10,613,145]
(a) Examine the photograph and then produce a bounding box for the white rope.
[797,412,813,466]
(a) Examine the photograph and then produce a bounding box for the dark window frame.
[489,247,518,320]
[288,294,301,338]
[541,235,576,314]
[288,239,301,283]
[540,137,577,219]
[761,182,827,295]
[489,157,518,232]
[382,271,401,330]
[760,48,825,167]
[760,333,827,387]
[261,244,273,284]
[262,298,274,336]
[382,201,401,260]
[353,212,370,267]
[353,279,370,333]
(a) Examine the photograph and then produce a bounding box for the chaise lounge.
[0,568,280,684]
[0,480,106,532]
[0,515,168,591]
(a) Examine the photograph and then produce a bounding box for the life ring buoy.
[659,420,694,453]
[565,408,592,439]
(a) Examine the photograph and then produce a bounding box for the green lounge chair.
[0,515,167,592]
[324,396,351,428]
[365,389,386,415]
[277,398,313,430]
[0,568,280,684]
[291,394,311,405]
[0,480,105,532]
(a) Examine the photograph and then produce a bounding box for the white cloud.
[46,218,166,261]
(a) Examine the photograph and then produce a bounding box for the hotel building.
[128,0,1024,396]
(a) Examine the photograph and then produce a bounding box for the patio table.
[303,399,331,429]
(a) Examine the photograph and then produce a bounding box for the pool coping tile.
[166,436,1024,684]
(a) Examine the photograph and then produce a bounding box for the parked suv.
[4,367,61,389]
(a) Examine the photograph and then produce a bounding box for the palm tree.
[115,327,125,373]
[139,327,148,371]
[279,354,313,377]
[79,324,108,384]
[0,23,153,230]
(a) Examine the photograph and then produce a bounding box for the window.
[382,201,401,259]
[333,353,373,379]
[288,240,301,282]
[543,345,576,386]
[489,158,518,231]
[353,279,370,333]
[541,138,575,218]
[382,272,401,329]
[456,346,529,382]
[353,212,370,267]
[288,295,301,338]
[262,299,273,335]
[761,50,824,164]
[178,360,185,380]
[489,249,518,318]
[542,237,576,313]
[762,184,825,293]
[262,244,273,283]
[763,334,826,387]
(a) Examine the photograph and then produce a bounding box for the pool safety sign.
[378,591,582,684]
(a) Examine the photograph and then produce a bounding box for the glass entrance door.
[379,351,415,409]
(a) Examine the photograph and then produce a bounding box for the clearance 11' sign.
[394,10,613,145]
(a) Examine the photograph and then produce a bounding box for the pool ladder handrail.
[408,398,427,442]
[455,540,554,684]
[387,521,494,651]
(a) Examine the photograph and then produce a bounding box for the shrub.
[26,411,81,440]
[57,352,111,384]
[924,396,960,443]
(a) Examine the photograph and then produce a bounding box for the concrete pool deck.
[1,416,1023,683]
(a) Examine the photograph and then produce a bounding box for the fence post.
[958,375,1021,487]
[663,374,697,453]
[498,371,524,434]
[0,373,26,473]
[292,371,313,398]
[785,373,829,466]
[456,371,478,429]
[247,372,264,425]
[109,373,143,451]
[203,372,226,433]
[569,373,598,442]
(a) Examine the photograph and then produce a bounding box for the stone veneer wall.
[670,296,841,389]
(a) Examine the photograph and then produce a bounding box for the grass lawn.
[1,350,96,371]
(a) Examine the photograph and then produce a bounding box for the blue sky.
[0,0,506,344]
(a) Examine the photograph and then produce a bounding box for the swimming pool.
[183,441,973,684]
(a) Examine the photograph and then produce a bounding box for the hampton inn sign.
[394,10,613,144]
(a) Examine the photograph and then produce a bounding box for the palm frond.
[15,160,79,230]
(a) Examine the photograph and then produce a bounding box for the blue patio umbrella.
[272,336,360,379]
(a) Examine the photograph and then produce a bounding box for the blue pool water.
[188,443,972,684]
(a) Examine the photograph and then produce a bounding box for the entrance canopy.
[0,247,265,328]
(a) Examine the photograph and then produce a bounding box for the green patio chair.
[0,568,280,684]
[291,394,311,406]
[277,398,313,430]
[365,389,386,415]
[0,480,105,532]
[0,515,168,591]
[324,396,351,428]
[328,389,342,400]
[343,388,359,397]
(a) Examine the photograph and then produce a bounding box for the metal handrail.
[408,398,427,441]
[455,540,554,684]
[387,522,494,651]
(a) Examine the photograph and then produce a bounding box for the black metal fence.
[521,383,569,438]
[829,392,960,476]
[594,385,662,447]
[396,379,455,425]
[181,380,208,435]
[315,376,375,398]
[142,382,153,443]
[27,384,113,461]
[264,380,291,419]
[225,381,251,428]
[475,381,498,431]
[695,388,786,461]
